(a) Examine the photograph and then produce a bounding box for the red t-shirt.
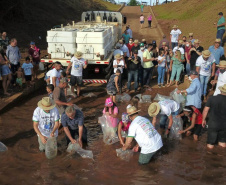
[185,46,191,60]
[127,43,134,53]
[190,108,202,125]
[28,47,40,63]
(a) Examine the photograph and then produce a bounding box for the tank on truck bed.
[42,11,123,83]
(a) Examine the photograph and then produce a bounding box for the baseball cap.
[30,41,35,45]
[140,43,144,47]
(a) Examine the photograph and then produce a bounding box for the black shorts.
[207,129,226,145]
[25,75,32,81]
[191,124,202,136]
[70,75,83,86]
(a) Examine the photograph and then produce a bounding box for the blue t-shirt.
[22,62,33,75]
[208,45,224,65]
[61,109,84,130]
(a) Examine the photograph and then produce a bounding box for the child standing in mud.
[15,67,23,89]
[22,57,33,87]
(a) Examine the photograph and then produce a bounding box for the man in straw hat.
[177,70,202,109]
[170,25,182,49]
[32,97,60,152]
[202,84,226,149]
[122,105,163,165]
[66,51,88,97]
[189,39,204,71]
[159,35,170,49]
[188,33,195,45]
[196,50,216,101]
[148,99,180,136]
[131,39,140,56]
[208,39,224,65]
[212,61,226,96]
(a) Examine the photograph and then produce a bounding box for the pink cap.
[105,98,113,107]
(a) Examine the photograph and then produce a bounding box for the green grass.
[94,0,121,11]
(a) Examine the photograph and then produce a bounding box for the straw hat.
[134,39,139,44]
[148,102,160,117]
[216,60,226,68]
[119,40,123,44]
[215,38,221,43]
[202,50,211,58]
[218,84,226,93]
[162,42,166,46]
[194,39,200,44]
[115,54,122,60]
[38,97,56,110]
[189,33,193,36]
[178,40,183,44]
[142,39,146,42]
[74,51,83,59]
[172,25,178,29]
[127,106,140,116]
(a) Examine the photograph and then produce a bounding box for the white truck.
[41,11,123,83]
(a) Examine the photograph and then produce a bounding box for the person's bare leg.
[175,81,179,87]
[193,134,198,141]
[112,95,116,103]
[218,142,226,148]
[77,86,81,96]
[2,76,9,95]
[167,80,173,87]
[7,74,12,91]
[207,144,214,149]
[167,72,170,84]
[71,85,75,94]
[186,131,191,136]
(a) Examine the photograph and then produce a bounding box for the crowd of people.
[1,10,225,165]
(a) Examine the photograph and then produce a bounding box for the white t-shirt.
[170,29,182,43]
[159,99,180,116]
[32,107,60,137]
[128,116,163,154]
[49,68,61,86]
[113,49,123,57]
[173,46,185,55]
[157,55,166,67]
[138,49,146,67]
[196,55,215,76]
[214,71,226,96]
[121,44,130,57]
[113,59,124,73]
[70,56,85,77]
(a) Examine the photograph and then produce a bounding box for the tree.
[128,0,139,6]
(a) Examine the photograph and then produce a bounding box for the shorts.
[1,65,11,76]
[16,78,23,86]
[140,21,144,24]
[191,124,202,136]
[107,90,116,96]
[25,75,32,81]
[138,151,156,165]
[70,75,83,86]
[207,129,226,145]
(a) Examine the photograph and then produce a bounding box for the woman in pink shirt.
[147,14,152,28]
[140,14,145,29]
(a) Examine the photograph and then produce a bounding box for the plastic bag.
[0,142,8,152]
[168,116,183,140]
[45,137,57,159]
[39,62,44,71]
[121,93,131,102]
[154,93,172,101]
[116,95,122,103]
[142,95,151,103]
[98,115,119,145]
[83,92,97,97]
[67,142,93,159]
[170,88,185,104]
[116,148,133,162]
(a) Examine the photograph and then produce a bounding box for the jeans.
[143,67,154,86]
[171,42,178,49]
[170,64,183,81]
[186,63,190,75]
[138,66,143,86]
[157,66,166,84]
[159,110,179,129]
[141,8,143,12]
[65,126,88,145]
[127,70,138,90]
[148,20,152,27]
[216,29,225,46]
[200,75,209,96]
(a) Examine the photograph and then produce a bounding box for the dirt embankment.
[0,0,120,49]
[152,0,226,51]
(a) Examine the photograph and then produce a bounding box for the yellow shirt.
[143,50,154,68]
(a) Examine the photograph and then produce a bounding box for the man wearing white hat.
[202,84,226,149]
[32,97,60,152]
[148,99,180,136]
[122,105,163,165]
[212,61,226,96]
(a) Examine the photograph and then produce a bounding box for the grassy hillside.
[0,0,120,48]
[152,0,226,50]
